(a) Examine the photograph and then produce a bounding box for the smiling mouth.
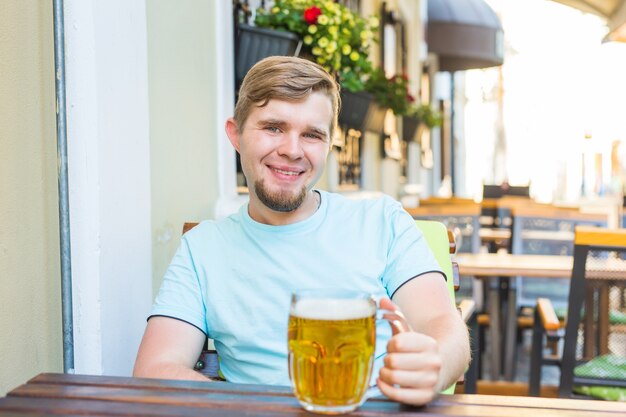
[269,167,303,176]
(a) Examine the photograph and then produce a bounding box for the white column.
[65,0,152,375]
[381,157,401,198]
[214,1,248,219]
[407,141,421,185]
[361,132,381,191]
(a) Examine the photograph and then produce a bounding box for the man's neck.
[248,191,320,226]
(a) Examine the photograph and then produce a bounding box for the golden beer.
[288,296,376,414]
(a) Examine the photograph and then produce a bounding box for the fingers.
[377,378,437,406]
[379,368,439,388]
[379,331,442,406]
[377,360,440,406]
[383,351,442,371]
[386,331,438,353]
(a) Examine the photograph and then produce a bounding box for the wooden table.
[456,253,573,278]
[2,373,626,416]
[455,253,574,381]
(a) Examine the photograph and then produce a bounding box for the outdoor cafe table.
[455,253,574,381]
[2,373,626,417]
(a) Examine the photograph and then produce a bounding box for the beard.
[254,179,308,212]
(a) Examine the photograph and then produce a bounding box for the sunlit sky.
[462,0,626,202]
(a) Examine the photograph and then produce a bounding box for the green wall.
[0,0,62,395]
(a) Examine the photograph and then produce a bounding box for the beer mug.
[287,289,410,414]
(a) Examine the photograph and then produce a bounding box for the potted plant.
[363,69,415,135]
[403,103,443,141]
[254,0,381,132]
[364,70,414,116]
[359,68,443,139]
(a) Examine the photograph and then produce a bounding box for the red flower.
[303,6,322,24]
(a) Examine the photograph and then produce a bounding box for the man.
[134,56,470,406]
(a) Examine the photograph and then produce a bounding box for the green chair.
[414,220,457,304]
[415,220,477,394]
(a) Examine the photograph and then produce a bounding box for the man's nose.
[277,133,304,159]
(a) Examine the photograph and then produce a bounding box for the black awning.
[427,0,504,72]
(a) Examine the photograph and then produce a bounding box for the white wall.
[0,0,61,395]
[65,0,153,376]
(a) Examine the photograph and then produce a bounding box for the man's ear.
[225,118,241,152]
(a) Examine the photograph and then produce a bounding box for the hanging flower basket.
[253,1,378,92]
[338,91,386,133]
[403,104,443,141]
[402,115,420,141]
[235,24,302,89]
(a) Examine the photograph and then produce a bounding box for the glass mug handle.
[364,306,413,400]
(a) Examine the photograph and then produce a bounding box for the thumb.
[379,297,398,312]
[378,297,412,334]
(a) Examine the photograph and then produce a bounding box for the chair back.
[408,207,480,302]
[558,226,626,398]
[511,206,608,308]
[182,222,199,234]
[414,220,463,394]
[408,205,481,255]
[414,220,457,304]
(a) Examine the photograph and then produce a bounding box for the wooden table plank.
[0,396,298,417]
[4,392,626,417]
[9,383,303,411]
[445,393,626,413]
[3,374,626,417]
[27,373,292,396]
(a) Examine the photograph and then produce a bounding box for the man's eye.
[266,126,280,133]
[304,133,322,140]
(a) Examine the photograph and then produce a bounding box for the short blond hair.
[234,56,340,138]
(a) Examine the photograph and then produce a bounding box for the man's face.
[231,92,333,212]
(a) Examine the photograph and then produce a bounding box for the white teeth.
[272,168,299,176]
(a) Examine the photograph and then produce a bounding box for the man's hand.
[376,297,442,406]
[376,273,470,406]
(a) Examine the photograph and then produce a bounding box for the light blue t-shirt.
[150,190,443,386]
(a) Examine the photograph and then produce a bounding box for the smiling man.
[133,56,470,407]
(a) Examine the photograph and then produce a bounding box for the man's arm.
[133,316,210,381]
[377,272,470,405]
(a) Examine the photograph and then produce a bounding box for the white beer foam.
[292,298,375,320]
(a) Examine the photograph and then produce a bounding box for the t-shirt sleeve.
[380,199,445,296]
[149,237,208,335]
